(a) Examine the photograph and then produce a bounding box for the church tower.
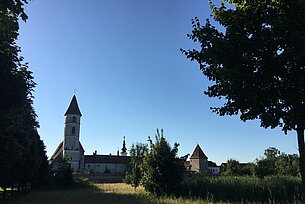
[63,95,82,171]
[190,144,208,174]
[121,136,127,156]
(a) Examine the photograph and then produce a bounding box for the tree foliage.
[124,143,148,189]
[141,129,186,196]
[0,0,49,194]
[52,156,74,187]
[222,159,253,176]
[254,147,299,177]
[182,0,305,196]
[182,0,305,132]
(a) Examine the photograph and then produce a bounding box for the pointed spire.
[190,144,208,159]
[121,136,127,154]
[65,95,82,116]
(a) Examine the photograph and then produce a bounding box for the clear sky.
[18,0,298,165]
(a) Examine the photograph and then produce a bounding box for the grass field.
[0,183,223,204]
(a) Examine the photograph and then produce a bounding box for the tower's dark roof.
[65,95,82,116]
[190,144,208,159]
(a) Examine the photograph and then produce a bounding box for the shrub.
[141,129,185,196]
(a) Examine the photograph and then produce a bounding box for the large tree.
[0,0,48,195]
[182,0,305,198]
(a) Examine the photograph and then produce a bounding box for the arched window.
[73,116,76,122]
[72,127,76,135]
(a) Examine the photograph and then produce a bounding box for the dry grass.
[96,183,145,194]
[0,183,216,204]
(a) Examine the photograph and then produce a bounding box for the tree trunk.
[297,127,305,202]
[3,187,6,199]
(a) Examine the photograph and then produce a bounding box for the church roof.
[49,141,63,162]
[85,155,131,164]
[65,95,82,116]
[49,141,85,163]
[190,144,208,159]
[208,161,218,167]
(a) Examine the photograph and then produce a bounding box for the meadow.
[0,183,219,204]
[0,176,302,204]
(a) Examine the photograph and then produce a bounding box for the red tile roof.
[65,95,82,116]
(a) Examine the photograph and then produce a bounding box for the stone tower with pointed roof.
[190,144,208,174]
[63,95,84,171]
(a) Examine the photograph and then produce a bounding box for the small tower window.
[72,127,76,135]
[73,116,76,122]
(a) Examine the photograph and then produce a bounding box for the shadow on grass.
[0,182,157,204]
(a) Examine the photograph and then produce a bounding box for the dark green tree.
[124,143,148,189]
[53,156,74,187]
[182,0,305,196]
[0,0,49,195]
[254,147,279,177]
[223,159,253,176]
[254,147,300,177]
[141,129,185,196]
[264,147,280,159]
[254,158,276,178]
[275,153,299,176]
[223,159,241,176]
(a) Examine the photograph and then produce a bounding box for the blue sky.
[18,0,298,165]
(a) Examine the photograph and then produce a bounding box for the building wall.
[64,117,80,137]
[63,114,81,171]
[208,167,220,175]
[190,158,208,173]
[84,163,128,174]
[79,149,85,171]
[200,158,209,173]
[63,150,80,170]
[64,114,81,150]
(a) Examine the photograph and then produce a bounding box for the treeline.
[124,132,302,202]
[223,147,299,177]
[0,0,49,197]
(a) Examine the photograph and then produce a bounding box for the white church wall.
[84,163,128,174]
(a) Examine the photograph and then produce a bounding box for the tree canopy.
[254,147,299,177]
[182,0,305,197]
[182,0,305,132]
[0,0,48,195]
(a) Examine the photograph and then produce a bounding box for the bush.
[141,129,185,196]
[51,157,74,188]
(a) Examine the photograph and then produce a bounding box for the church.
[49,95,220,176]
[49,95,130,174]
